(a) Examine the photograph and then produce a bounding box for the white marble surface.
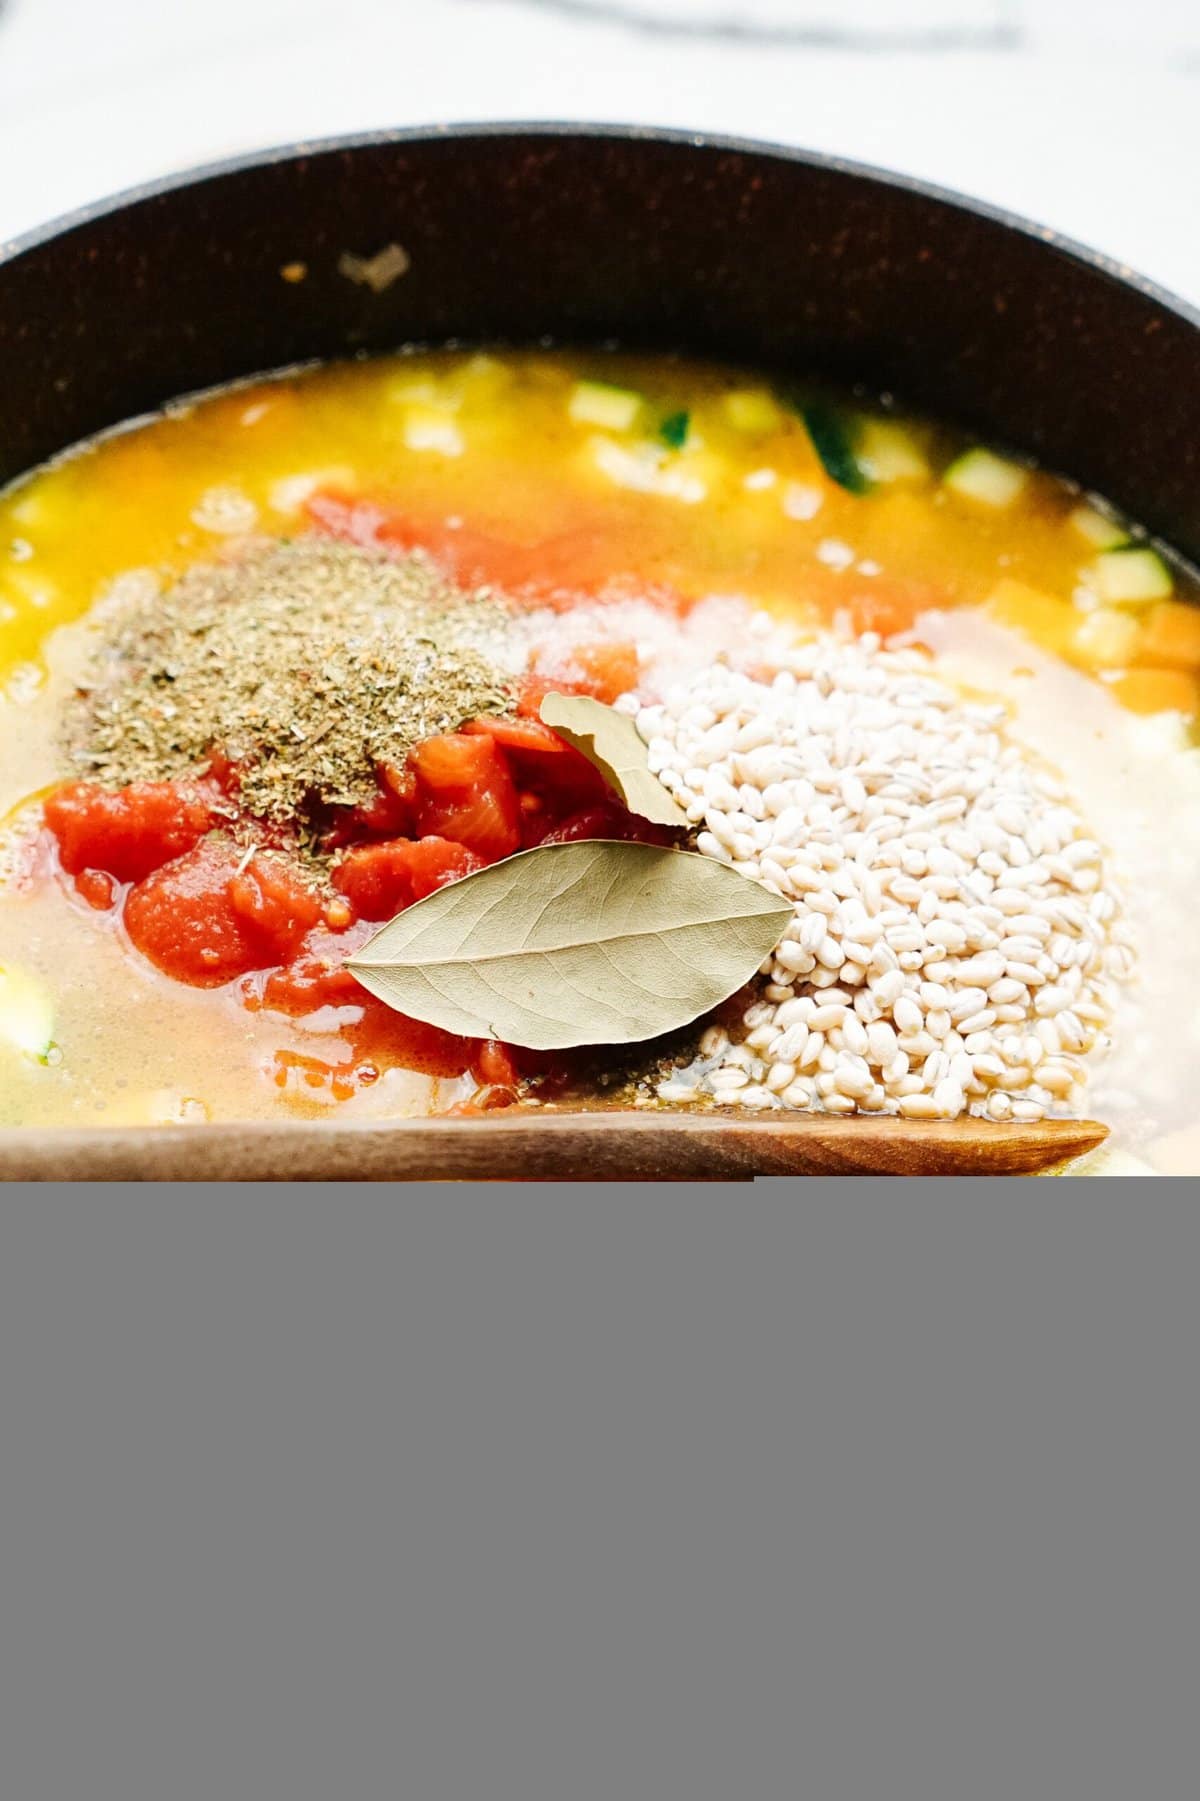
[0,0,1196,303]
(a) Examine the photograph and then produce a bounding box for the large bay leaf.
[347,840,792,1050]
[538,693,688,827]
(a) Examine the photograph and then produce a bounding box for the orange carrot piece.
[1108,667,1200,717]
[1136,601,1200,672]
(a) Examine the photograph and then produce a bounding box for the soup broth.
[2,350,1198,1173]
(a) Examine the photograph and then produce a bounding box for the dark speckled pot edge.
[3,120,1199,334]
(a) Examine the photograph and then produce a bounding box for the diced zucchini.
[589,436,708,504]
[943,448,1028,508]
[659,410,690,450]
[856,418,930,485]
[0,964,55,1062]
[796,400,870,495]
[567,380,643,431]
[401,405,464,457]
[387,376,451,408]
[1069,503,1128,551]
[1092,546,1174,605]
[722,388,782,434]
[1071,608,1140,671]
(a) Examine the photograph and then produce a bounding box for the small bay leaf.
[538,692,688,827]
[347,839,793,1050]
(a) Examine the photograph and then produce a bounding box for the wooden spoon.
[0,1110,1106,1181]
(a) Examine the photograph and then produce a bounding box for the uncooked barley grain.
[638,632,1131,1121]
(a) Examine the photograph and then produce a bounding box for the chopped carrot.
[1107,667,1200,717]
[1136,601,1200,671]
[984,579,1075,658]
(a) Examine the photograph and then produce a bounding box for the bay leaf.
[538,692,688,827]
[347,839,793,1050]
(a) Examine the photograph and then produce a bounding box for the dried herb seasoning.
[66,539,517,820]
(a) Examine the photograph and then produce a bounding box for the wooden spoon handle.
[0,1111,1107,1181]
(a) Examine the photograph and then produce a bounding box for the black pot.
[2,123,1199,560]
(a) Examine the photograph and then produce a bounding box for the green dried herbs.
[66,539,517,820]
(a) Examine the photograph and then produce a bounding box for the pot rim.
[3,119,1198,336]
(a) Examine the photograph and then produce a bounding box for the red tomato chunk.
[44,780,221,884]
[254,930,370,1016]
[333,835,482,921]
[124,839,323,986]
[411,732,521,861]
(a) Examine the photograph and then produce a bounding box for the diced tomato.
[324,764,417,849]
[381,762,418,807]
[202,746,242,796]
[251,920,474,1077]
[838,578,938,640]
[272,1048,363,1103]
[248,922,373,1015]
[471,1040,521,1088]
[74,868,119,910]
[420,780,521,862]
[349,998,475,1078]
[228,854,323,956]
[516,674,579,717]
[462,713,618,845]
[257,950,364,1016]
[519,640,640,710]
[462,714,567,754]
[350,776,416,839]
[250,917,556,1096]
[44,779,222,883]
[535,805,629,845]
[410,731,495,789]
[304,490,393,548]
[125,841,269,986]
[123,839,322,986]
[569,641,641,704]
[533,804,675,849]
[389,522,541,593]
[306,491,690,613]
[411,732,521,861]
[332,835,482,921]
[306,492,533,590]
